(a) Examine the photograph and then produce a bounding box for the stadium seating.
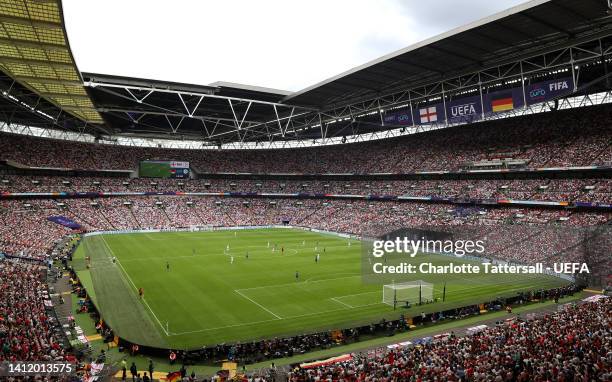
[0,197,609,266]
[0,260,71,362]
[0,200,76,261]
[0,105,610,173]
[1,176,611,204]
[0,106,609,379]
[287,297,611,381]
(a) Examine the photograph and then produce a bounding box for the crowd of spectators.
[0,259,72,362]
[0,105,610,173]
[121,284,585,380]
[0,103,609,379]
[0,199,76,260]
[0,197,609,269]
[287,297,611,381]
[2,176,611,204]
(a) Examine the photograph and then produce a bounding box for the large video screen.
[139,160,190,178]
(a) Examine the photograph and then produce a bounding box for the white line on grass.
[234,289,282,320]
[99,236,170,336]
[162,274,559,336]
[97,237,558,339]
[96,233,364,337]
[145,234,168,241]
[330,297,353,308]
[169,299,386,336]
[222,247,299,258]
[118,245,315,262]
[169,317,280,335]
[330,291,382,309]
[236,274,361,293]
[304,273,361,283]
[333,291,381,299]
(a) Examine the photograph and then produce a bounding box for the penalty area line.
[330,297,353,308]
[234,289,282,320]
[168,299,387,336]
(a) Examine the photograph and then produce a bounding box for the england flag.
[419,106,437,123]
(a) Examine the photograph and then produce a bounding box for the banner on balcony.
[47,215,81,229]
[381,77,573,126]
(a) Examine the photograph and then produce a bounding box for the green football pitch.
[72,228,568,349]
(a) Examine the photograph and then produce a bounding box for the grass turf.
[73,228,568,349]
[77,294,585,378]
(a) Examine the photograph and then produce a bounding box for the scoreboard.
[139,160,190,178]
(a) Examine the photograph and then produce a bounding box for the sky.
[63,0,531,92]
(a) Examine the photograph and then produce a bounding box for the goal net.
[382,281,434,307]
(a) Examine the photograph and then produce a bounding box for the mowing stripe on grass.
[100,236,170,336]
[169,300,389,336]
[83,236,168,347]
[236,274,361,293]
[76,228,569,349]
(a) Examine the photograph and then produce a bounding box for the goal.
[382,281,434,307]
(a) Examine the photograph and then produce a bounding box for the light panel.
[0,0,102,123]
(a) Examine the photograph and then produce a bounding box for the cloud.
[392,0,529,37]
[62,0,530,92]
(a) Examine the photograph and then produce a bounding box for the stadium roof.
[82,72,312,140]
[284,0,612,108]
[0,0,610,145]
[0,0,102,124]
[208,81,292,98]
[0,67,85,130]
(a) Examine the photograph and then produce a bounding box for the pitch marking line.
[304,273,361,283]
[233,289,282,320]
[330,291,381,309]
[330,297,353,308]
[172,317,281,335]
[145,234,170,241]
[224,247,299,258]
[95,236,362,337]
[169,299,386,336]
[100,236,170,337]
[235,274,361,293]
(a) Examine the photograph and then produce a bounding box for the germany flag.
[491,95,514,112]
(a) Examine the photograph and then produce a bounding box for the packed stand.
[2,176,611,205]
[288,297,611,382]
[0,200,77,260]
[0,197,608,268]
[0,105,610,173]
[0,259,73,362]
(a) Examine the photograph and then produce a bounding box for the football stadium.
[0,0,610,381]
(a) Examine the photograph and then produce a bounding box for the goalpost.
[382,281,434,308]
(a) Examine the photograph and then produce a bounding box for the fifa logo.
[549,81,569,91]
